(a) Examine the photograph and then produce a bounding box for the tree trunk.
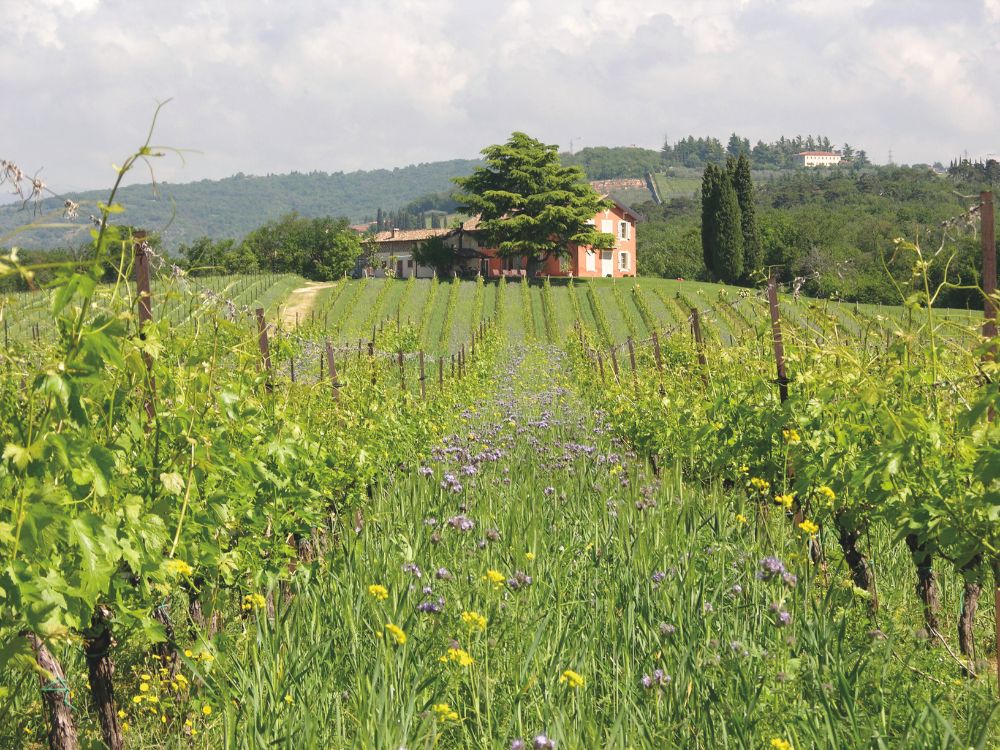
[905,534,939,635]
[84,606,123,750]
[958,557,983,663]
[152,600,180,677]
[28,633,79,750]
[834,514,877,611]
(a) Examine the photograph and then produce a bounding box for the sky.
[2,0,999,197]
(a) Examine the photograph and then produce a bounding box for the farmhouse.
[368,199,639,279]
[795,151,842,167]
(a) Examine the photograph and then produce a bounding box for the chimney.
[392,227,399,238]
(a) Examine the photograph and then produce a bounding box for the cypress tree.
[714,172,744,284]
[700,164,721,275]
[732,152,762,281]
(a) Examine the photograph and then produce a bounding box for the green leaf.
[160,472,185,496]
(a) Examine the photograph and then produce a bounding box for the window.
[619,252,630,271]
[585,249,596,272]
[618,221,630,240]
[601,219,614,233]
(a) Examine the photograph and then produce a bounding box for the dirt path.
[280,281,336,329]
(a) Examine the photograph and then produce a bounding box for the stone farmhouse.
[795,151,843,167]
[367,199,639,279]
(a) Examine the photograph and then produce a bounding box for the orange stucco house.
[371,198,639,279]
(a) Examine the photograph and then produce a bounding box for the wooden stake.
[609,347,620,380]
[419,350,426,399]
[134,232,156,424]
[30,633,79,750]
[651,331,663,372]
[398,350,405,391]
[256,308,273,392]
[438,357,444,388]
[767,272,789,402]
[691,307,709,387]
[597,351,606,383]
[627,336,636,373]
[325,340,340,400]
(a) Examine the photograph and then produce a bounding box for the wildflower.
[132,695,143,704]
[558,669,585,689]
[242,593,267,611]
[184,649,193,658]
[461,611,487,631]
[385,623,407,645]
[782,429,801,445]
[533,736,555,750]
[446,515,475,532]
[506,571,533,590]
[781,572,798,587]
[165,559,194,577]
[798,519,819,536]
[435,567,453,580]
[511,740,526,750]
[525,551,536,561]
[139,683,150,693]
[659,622,676,636]
[735,513,748,525]
[817,485,836,504]
[770,740,793,750]
[284,693,294,704]
[440,647,474,667]
[774,610,792,628]
[731,584,743,595]
[432,702,459,722]
[202,705,212,716]
[640,669,670,689]
[774,493,795,510]
[483,569,505,588]
[749,477,771,494]
[368,584,389,601]
[651,570,666,584]
[417,598,445,614]
[402,562,422,578]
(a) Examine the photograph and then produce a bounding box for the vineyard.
[2,216,1000,747]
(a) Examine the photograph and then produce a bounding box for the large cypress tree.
[714,172,744,284]
[700,164,721,274]
[732,152,762,281]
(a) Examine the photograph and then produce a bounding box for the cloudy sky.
[3,0,999,195]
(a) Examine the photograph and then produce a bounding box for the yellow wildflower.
[440,647,475,667]
[559,669,585,689]
[202,705,212,716]
[782,429,801,445]
[461,611,487,631]
[798,520,820,536]
[165,559,194,577]
[483,570,505,588]
[139,683,150,693]
[774,494,795,510]
[525,551,536,561]
[384,622,407,646]
[368,584,389,601]
[770,740,793,750]
[432,702,459,722]
[817,486,836,504]
[749,477,771,494]
[735,513,748,525]
[284,694,294,705]
[242,593,267,611]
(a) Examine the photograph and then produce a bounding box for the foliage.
[413,236,456,277]
[732,152,763,281]
[701,164,744,284]
[454,132,614,268]
[239,213,360,281]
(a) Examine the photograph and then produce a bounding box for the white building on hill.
[796,151,842,167]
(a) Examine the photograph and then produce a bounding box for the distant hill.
[0,159,483,250]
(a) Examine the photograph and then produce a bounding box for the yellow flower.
[525,552,536,561]
[798,519,820,536]
[782,429,801,445]
[482,570,505,588]
[432,702,459,722]
[439,647,474,667]
[817,485,836,504]
[165,559,194,577]
[774,493,795,510]
[738,464,749,474]
[368,584,389,601]
[385,622,407,646]
[117,709,126,719]
[132,695,143,704]
[284,694,294,705]
[202,705,212,716]
[139,683,150,693]
[735,513,748,525]
[461,611,487,631]
[770,740,793,750]
[184,649,193,658]
[749,477,771,494]
[242,593,267,611]
[558,669,585,689]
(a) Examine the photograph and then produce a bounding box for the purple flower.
[641,669,670,689]
[703,601,714,614]
[731,584,743,595]
[506,571,533,591]
[435,567,453,580]
[659,622,676,636]
[533,735,555,750]
[511,741,526,750]
[418,466,433,476]
[781,572,798,588]
[446,515,475,532]
[424,517,438,527]
[651,571,666,584]
[757,556,787,582]
[775,610,792,627]
[486,528,501,542]
[402,563,422,579]
[416,597,445,614]
[543,486,555,496]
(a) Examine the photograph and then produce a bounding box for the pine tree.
[732,152,762,282]
[714,173,744,284]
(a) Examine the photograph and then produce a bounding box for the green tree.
[241,213,360,280]
[732,152,762,281]
[453,132,613,272]
[701,164,722,273]
[413,235,454,277]
[715,173,744,283]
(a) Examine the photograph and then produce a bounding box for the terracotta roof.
[797,151,840,157]
[373,227,453,243]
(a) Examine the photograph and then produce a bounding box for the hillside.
[0,158,482,249]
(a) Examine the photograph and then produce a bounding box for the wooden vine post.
[690,307,709,387]
[419,350,426,399]
[134,232,156,424]
[651,330,665,395]
[980,190,1000,695]
[609,347,620,381]
[256,308,273,392]
[438,357,444,389]
[325,341,340,401]
[398,350,405,392]
[626,337,637,375]
[766,272,789,403]
[597,351,606,383]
